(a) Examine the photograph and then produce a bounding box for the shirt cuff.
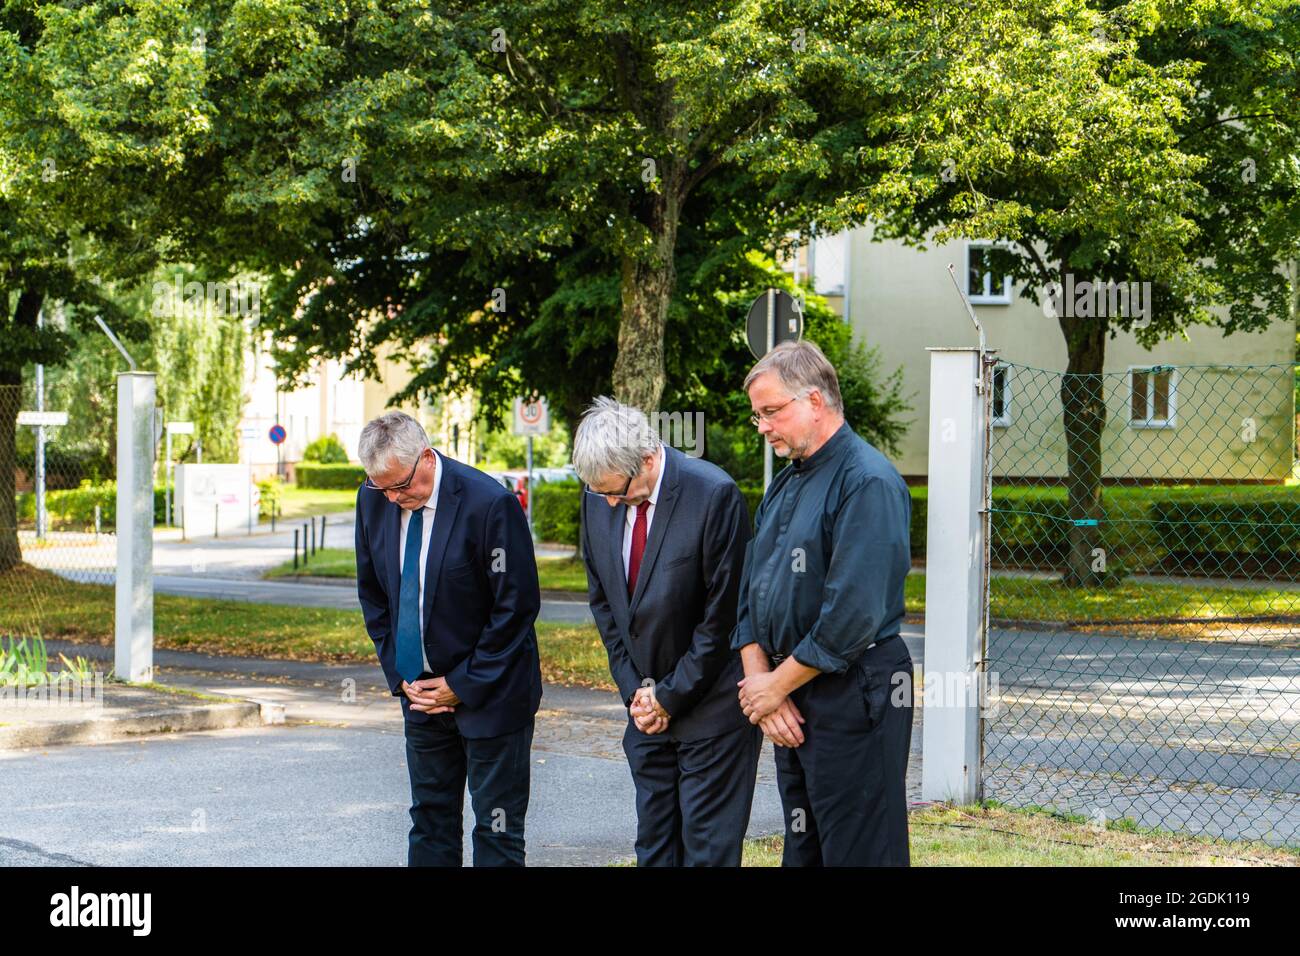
[791,634,850,675]
[729,623,756,652]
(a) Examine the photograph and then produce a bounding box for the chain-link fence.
[981,360,1300,847]
[2,384,118,655]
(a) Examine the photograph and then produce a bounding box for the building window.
[1129,367,1176,428]
[991,363,1012,426]
[965,242,1013,304]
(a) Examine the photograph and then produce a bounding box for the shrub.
[1150,498,1300,575]
[257,475,284,518]
[295,463,367,489]
[532,480,581,545]
[14,481,167,529]
[303,433,350,464]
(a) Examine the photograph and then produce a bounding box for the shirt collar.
[627,445,666,517]
[646,444,666,505]
[411,448,442,511]
[791,420,852,474]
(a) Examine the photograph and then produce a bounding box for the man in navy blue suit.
[354,411,542,866]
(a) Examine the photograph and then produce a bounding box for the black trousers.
[773,635,914,866]
[622,720,763,866]
[402,710,534,867]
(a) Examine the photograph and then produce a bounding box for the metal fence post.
[114,371,155,683]
[293,529,299,571]
[320,515,327,550]
[921,347,990,805]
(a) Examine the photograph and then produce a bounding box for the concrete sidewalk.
[0,680,273,750]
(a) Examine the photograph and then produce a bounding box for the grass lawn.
[1,563,615,688]
[264,547,357,579]
[270,487,360,521]
[264,549,590,592]
[740,802,1299,866]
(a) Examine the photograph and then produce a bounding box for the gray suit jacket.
[582,444,752,742]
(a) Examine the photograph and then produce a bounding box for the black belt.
[768,633,898,669]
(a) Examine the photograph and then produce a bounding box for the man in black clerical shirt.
[732,339,915,866]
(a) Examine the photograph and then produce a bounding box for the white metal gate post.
[115,371,156,683]
[921,347,990,804]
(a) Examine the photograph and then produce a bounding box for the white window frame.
[1127,365,1178,429]
[965,241,1014,305]
[991,362,1013,427]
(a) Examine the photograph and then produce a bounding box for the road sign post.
[744,288,805,491]
[17,410,68,540]
[513,397,550,540]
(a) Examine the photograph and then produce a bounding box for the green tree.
[0,1,215,569]
[159,0,939,423]
[805,0,1300,585]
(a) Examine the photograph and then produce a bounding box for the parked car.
[482,470,527,511]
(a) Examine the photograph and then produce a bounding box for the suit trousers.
[622,720,762,866]
[773,634,914,866]
[402,708,534,866]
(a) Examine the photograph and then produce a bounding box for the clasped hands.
[630,686,671,735]
[738,669,806,748]
[402,676,461,713]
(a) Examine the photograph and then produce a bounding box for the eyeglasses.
[749,390,809,428]
[584,473,634,500]
[364,449,428,492]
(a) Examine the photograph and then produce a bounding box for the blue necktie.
[395,508,425,683]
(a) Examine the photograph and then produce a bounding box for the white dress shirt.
[622,445,666,580]
[397,449,444,674]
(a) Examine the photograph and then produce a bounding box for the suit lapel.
[607,498,630,611]
[629,446,679,613]
[422,450,461,635]
[385,497,402,619]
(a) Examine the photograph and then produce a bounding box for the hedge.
[15,483,167,529]
[1150,499,1300,575]
[532,480,582,545]
[488,471,1300,580]
[295,463,367,490]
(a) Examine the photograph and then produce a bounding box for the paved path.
[0,646,927,867]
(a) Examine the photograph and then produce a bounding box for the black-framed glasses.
[749,390,809,427]
[584,473,634,499]
[364,449,428,492]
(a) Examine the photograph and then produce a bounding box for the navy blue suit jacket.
[355,450,543,738]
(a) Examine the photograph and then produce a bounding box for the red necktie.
[627,500,650,597]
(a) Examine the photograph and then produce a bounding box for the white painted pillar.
[921,347,990,804]
[115,372,155,683]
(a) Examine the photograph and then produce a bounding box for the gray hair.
[357,411,430,475]
[571,396,661,486]
[743,339,844,413]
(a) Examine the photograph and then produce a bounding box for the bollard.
[320,515,327,550]
[303,523,310,564]
[310,516,317,556]
[214,503,220,539]
[94,504,102,540]
[293,529,299,571]
[270,500,277,533]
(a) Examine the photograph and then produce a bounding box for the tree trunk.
[0,289,44,574]
[0,374,19,574]
[1058,306,1107,587]
[612,162,684,416]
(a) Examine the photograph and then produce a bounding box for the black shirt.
[730,420,912,673]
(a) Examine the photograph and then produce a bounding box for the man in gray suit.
[574,396,761,866]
